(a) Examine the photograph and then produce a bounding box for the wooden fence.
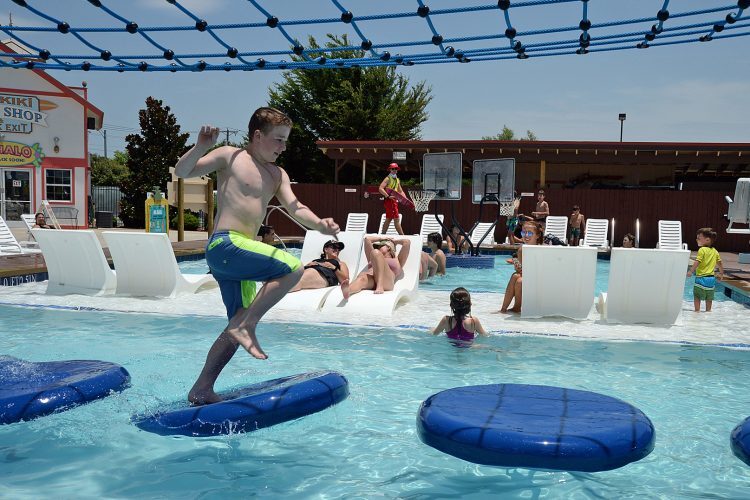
[265,184,749,253]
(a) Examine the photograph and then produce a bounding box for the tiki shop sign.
[0,94,51,134]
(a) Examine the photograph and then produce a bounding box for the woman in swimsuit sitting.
[289,239,350,294]
[432,287,488,344]
[346,235,411,298]
[498,220,542,313]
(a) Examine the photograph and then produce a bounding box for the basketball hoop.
[408,190,437,212]
[498,198,520,217]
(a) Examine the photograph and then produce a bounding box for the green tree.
[482,125,538,141]
[268,34,432,182]
[119,97,189,228]
[90,150,129,186]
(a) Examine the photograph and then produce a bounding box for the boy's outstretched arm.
[175,125,225,178]
[276,168,339,235]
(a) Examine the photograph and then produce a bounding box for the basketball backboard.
[422,152,462,201]
[471,158,515,204]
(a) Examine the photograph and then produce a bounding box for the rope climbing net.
[0,1,748,72]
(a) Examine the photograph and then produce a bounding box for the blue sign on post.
[149,204,167,233]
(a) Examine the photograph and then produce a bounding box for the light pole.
[618,113,626,142]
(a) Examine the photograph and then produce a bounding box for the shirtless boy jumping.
[175,107,339,405]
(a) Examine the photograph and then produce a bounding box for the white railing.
[264,205,307,251]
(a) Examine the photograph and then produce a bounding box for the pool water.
[179,254,729,302]
[1,304,749,498]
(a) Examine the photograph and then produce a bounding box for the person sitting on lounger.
[289,239,350,293]
[498,220,542,313]
[346,235,411,298]
[32,212,53,229]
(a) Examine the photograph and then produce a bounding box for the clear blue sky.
[5,0,748,157]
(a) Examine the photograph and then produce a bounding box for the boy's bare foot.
[509,307,521,313]
[499,308,508,313]
[341,279,350,300]
[225,326,268,360]
[188,388,222,405]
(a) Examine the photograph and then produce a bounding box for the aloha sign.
[0,140,44,168]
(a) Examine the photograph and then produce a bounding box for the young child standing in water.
[432,287,488,343]
[686,227,725,312]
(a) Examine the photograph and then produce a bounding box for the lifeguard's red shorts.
[384,198,399,219]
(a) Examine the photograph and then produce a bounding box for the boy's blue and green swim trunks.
[206,231,301,318]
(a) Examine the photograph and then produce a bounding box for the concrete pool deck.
[1,227,749,305]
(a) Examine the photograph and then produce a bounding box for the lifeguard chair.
[726,178,750,234]
[726,178,750,264]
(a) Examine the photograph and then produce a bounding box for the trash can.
[95,211,113,228]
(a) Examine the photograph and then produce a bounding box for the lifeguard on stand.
[145,187,169,233]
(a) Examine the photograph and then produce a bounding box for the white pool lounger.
[274,230,364,311]
[521,245,598,320]
[322,234,422,316]
[102,231,216,298]
[599,248,690,325]
[32,229,116,296]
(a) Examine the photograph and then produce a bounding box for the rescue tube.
[417,383,655,472]
[134,371,349,437]
[0,356,131,424]
[731,416,750,466]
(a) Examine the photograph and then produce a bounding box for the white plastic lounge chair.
[579,218,610,249]
[726,178,750,234]
[20,214,38,242]
[102,231,216,297]
[345,213,369,232]
[322,234,423,316]
[419,214,444,244]
[31,229,116,295]
[469,222,496,247]
[521,245,598,320]
[598,247,690,325]
[0,216,41,254]
[657,220,688,250]
[378,213,403,236]
[274,230,365,311]
[544,216,568,242]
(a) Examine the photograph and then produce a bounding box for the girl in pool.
[432,287,488,343]
[498,220,543,313]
